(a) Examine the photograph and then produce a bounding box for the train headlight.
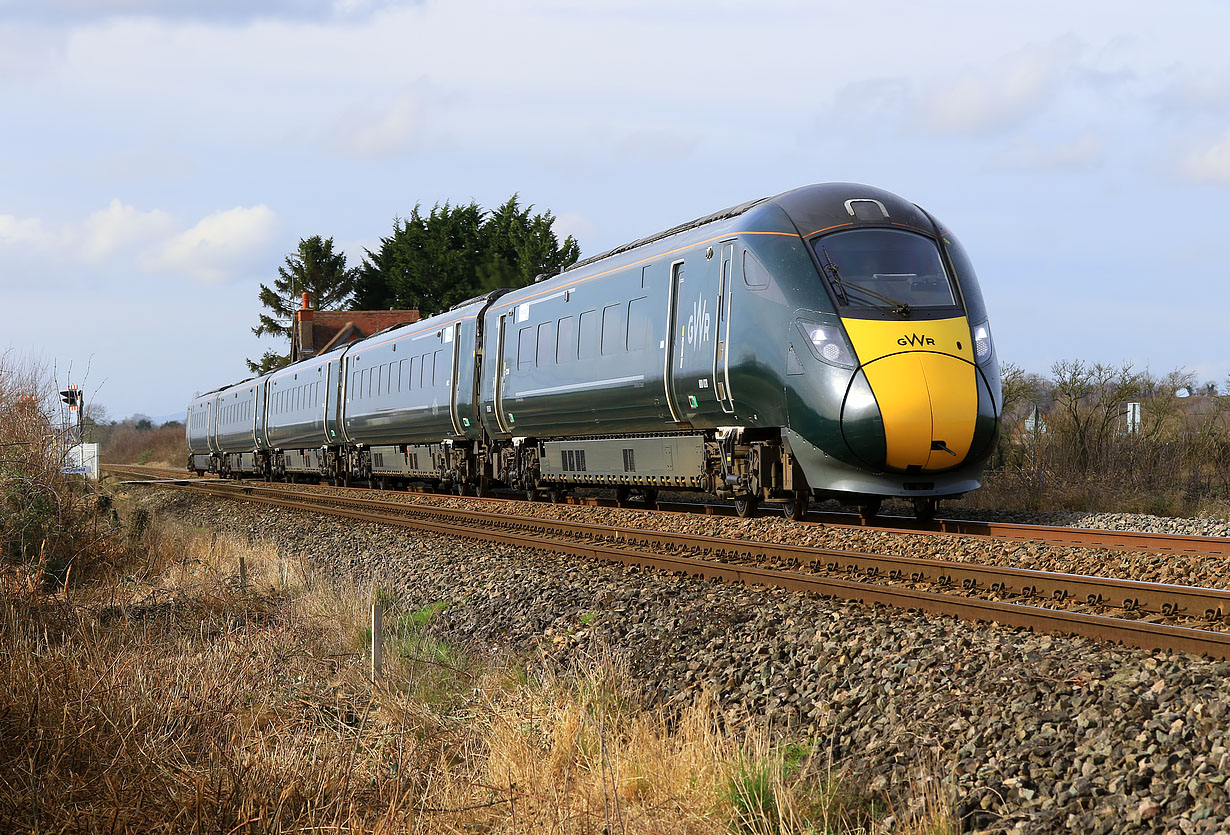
[972,320,993,366]
[798,319,856,369]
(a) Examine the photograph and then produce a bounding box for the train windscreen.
[813,229,958,315]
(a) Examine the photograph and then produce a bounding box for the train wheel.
[783,493,809,521]
[548,488,563,504]
[476,475,490,498]
[858,499,882,519]
[615,486,631,506]
[733,497,758,518]
[641,488,658,508]
[454,481,470,497]
[913,498,938,521]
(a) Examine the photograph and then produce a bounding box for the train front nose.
[840,351,978,471]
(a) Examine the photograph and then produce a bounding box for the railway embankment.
[136,485,1230,834]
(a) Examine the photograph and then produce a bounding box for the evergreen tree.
[248,236,357,374]
[354,196,580,317]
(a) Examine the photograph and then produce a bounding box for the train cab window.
[743,250,771,288]
[813,229,957,312]
[601,303,624,356]
[517,326,535,370]
[537,322,554,366]
[578,310,599,360]
[557,316,576,363]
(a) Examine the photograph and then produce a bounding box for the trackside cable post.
[371,598,384,680]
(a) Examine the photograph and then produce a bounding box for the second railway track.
[107,464,1230,658]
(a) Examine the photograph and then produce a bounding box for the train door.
[664,260,685,422]
[713,241,736,413]
[254,383,266,447]
[493,312,512,433]
[666,253,722,423]
[448,322,464,435]
[325,360,341,443]
[207,399,218,454]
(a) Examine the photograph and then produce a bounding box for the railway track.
[107,464,1230,658]
[109,464,1230,557]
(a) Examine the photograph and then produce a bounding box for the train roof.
[560,183,936,277]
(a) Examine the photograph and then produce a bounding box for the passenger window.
[578,310,599,360]
[627,296,650,351]
[399,359,407,391]
[744,249,771,289]
[537,322,554,366]
[417,354,427,388]
[518,326,535,370]
[434,350,446,386]
[601,303,624,356]
[557,316,576,363]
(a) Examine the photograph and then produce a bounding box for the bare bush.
[0,353,106,584]
[976,360,1230,516]
[101,421,185,465]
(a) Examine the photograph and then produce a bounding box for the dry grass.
[0,497,957,834]
[100,422,185,466]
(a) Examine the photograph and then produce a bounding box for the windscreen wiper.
[821,248,912,317]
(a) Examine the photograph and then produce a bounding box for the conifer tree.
[248,236,356,374]
[354,196,579,318]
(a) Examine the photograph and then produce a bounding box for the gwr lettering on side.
[897,333,935,347]
[687,298,711,348]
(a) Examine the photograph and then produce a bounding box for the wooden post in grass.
[371,598,383,679]
[239,556,247,590]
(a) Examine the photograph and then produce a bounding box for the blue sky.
[3,0,1230,420]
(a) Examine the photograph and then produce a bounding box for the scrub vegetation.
[0,487,956,832]
[0,354,107,585]
[970,361,1230,517]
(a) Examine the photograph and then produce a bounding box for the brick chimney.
[294,292,315,361]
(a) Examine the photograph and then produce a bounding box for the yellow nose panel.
[842,317,978,472]
[841,316,975,365]
[860,352,977,470]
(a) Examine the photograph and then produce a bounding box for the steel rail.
[106,464,1230,558]
[806,511,1230,557]
[167,477,1230,624]
[108,465,1230,658]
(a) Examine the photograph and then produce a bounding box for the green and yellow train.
[188,183,1001,520]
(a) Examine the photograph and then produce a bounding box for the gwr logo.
[897,333,935,347]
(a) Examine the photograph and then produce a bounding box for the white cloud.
[1183,131,1230,185]
[151,205,278,283]
[334,92,425,159]
[920,39,1081,136]
[0,214,50,248]
[82,198,174,262]
[992,133,1108,172]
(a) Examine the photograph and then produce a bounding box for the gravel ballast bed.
[138,487,1230,834]
[244,482,1230,591]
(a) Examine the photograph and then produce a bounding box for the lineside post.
[371,597,384,680]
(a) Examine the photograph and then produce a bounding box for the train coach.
[186,183,1001,519]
